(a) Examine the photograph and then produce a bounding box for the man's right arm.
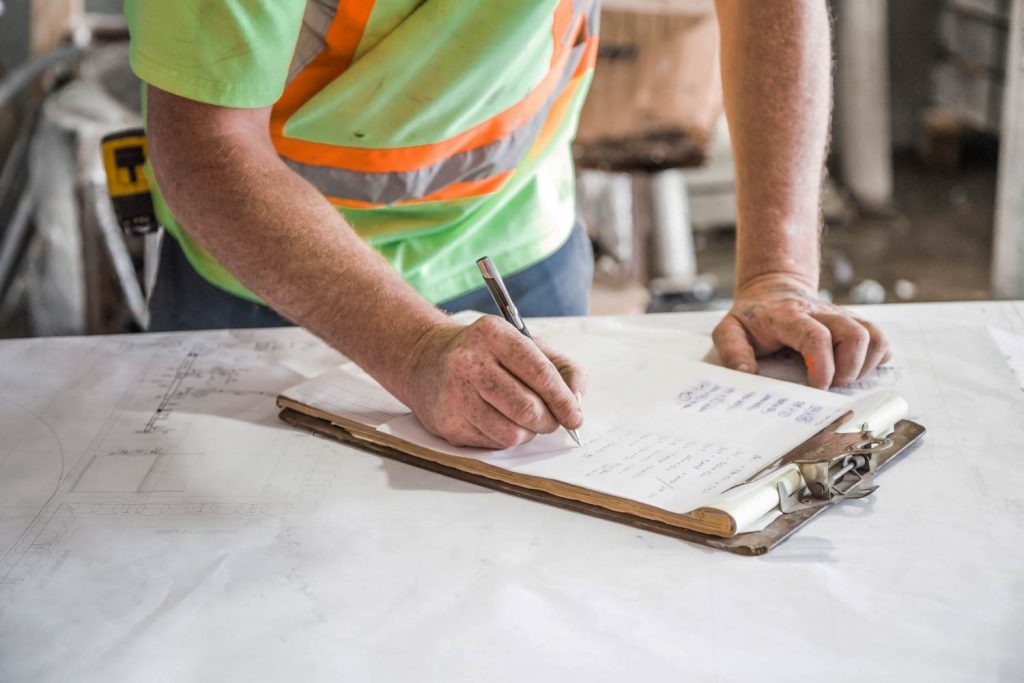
[146,86,585,448]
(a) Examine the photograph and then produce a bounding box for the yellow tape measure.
[101,128,158,235]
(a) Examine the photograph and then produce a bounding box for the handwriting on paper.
[677,381,827,424]
[543,428,768,505]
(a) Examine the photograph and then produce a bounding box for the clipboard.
[278,401,925,556]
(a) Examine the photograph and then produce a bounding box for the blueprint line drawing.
[0,329,343,612]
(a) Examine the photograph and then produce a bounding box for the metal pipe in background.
[648,168,697,285]
[0,189,34,298]
[0,44,84,112]
[0,44,85,278]
[836,0,893,209]
[992,0,1024,298]
[89,179,149,329]
[0,44,86,316]
[0,110,35,216]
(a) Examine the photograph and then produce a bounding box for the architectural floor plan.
[1,304,1022,682]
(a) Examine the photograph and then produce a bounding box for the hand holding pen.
[477,256,583,446]
[397,269,586,450]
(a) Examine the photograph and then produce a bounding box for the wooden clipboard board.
[279,406,926,556]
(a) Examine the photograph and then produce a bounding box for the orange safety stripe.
[322,40,593,211]
[324,169,516,210]
[524,43,597,164]
[551,0,575,63]
[314,32,596,209]
[269,1,377,139]
[576,34,599,78]
[272,0,584,174]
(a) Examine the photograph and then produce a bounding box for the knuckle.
[515,398,545,426]
[856,317,881,334]
[846,326,870,347]
[535,421,558,435]
[551,393,575,414]
[515,428,536,446]
[803,326,831,348]
[474,316,505,339]
[494,425,525,449]
[864,337,884,358]
[536,364,563,393]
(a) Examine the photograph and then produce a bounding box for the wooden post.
[30,0,82,57]
[993,0,1024,299]
[837,0,894,209]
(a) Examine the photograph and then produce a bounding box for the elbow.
[144,85,274,222]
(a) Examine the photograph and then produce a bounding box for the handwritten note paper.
[379,330,850,513]
[676,380,831,424]
[288,328,852,514]
[548,428,761,503]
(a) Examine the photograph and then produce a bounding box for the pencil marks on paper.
[0,329,342,611]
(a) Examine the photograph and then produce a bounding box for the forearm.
[147,90,450,401]
[715,0,832,290]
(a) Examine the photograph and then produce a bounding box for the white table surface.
[0,301,1022,682]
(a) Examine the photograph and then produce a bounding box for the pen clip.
[476,256,531,337]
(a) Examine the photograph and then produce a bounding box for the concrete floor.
[829,153,996,302]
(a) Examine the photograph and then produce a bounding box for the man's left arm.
[710,0,892,388]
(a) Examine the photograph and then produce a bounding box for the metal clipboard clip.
[776,432,893,514]
[773,392,908,515]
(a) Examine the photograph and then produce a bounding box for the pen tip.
[568,428,582,447]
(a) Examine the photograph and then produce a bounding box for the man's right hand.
[146,89,583,450]
[401,316,587,449]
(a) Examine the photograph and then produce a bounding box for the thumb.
[712,315,759,373]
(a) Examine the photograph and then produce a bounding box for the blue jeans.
[438,222,593,317]
[148,223,593,331]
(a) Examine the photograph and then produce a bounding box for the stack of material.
[930,0,1008,134]
[573,0,722,171]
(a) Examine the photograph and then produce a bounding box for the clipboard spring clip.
[777,432,894,514]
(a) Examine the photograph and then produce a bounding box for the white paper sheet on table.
[2,303,1023,683]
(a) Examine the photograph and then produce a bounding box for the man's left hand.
[711,274,893,389]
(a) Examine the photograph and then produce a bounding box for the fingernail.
[575,391,583,403]
[736,363,751,373]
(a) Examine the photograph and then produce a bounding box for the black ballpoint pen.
[476,256,582,446]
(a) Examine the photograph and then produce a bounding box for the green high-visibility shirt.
[125,0,597,304]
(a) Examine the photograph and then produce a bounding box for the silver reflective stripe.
[286,0,337,85]
[569,0,599,42]
[284,39,590,205]
[585,0,600,39]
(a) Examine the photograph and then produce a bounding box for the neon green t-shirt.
[125,0,596,304]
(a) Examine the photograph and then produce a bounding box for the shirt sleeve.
[125,0,307,108]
